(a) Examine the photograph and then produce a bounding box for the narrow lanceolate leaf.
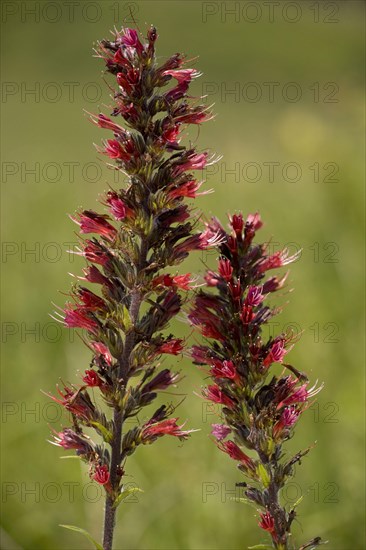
[113,487,144,508]
[59,525,103,550]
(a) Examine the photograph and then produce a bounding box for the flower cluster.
[189,213,323,549]
[49,26,214,550]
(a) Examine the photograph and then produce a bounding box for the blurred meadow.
[1,1,365,549]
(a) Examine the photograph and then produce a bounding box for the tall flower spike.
[49,25,215,550]
[189,213,324,550]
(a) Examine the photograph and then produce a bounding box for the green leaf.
[122,305,132,332]
[256,463,270,488]
[231,497,258,510]
[248,545,272,549]
[113,486,143,508]
[292,494,304,509]
[59,525,103,550]
[89,421,113,443]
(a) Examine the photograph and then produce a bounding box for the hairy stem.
[102,240,148,550]
[267,474,288,550]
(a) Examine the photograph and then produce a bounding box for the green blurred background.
[1,1,365,549]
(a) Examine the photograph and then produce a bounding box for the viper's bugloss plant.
[189,214,325,550]
[48,25,217,550]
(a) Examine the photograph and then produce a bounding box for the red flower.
[241,304,254,325]
[273,406,300,437]
[92,464,110,485]
[122,28,144,54]
[63,304,98,333]
[258,511,275,533]
[203,385,234,408]
[157,338,184,355]
[218,258,233,282]
[47,385,94,419]
[77,287,106,310]
[153,273,193,291]
[90,341,112,366]
[263,338,287,367]
[72,210,117,241]
[141,418,193,442]
[172,151,208,176]
[82,241,110,266]
[218,440,255,469]
[258,248,301,274]
[81,266,111,287]
[230,213,244,236]
[204,270,220,287]
[244,212,263,245]
[89,113,126,134]
[246,285,264,307]
[168,179,209,199]
[83,369,103,387]
[262,272,289,293]
[51,428,92,454]
[211,360,238,381]
[191,345,211,364]
[163,69,200,84]
[175,109,212,125]
[106,192,127,220]
[162,124,181,144]
[165,81,190,103]
[278,381,323,409]
[103,139,132,161]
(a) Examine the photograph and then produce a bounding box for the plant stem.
[102,240,148,550]
[267,475,288,550]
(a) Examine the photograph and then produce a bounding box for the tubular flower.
[71,210,117,241]
[141,418,194,443]
[92,464,111,485]
[190,212,323,549]
[258,511,275,533]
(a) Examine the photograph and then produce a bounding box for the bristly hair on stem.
[189,213,326,550]
[48,25,217,550]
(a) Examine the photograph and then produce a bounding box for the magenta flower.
[246,285,264,307]
[263,337,288,367]
[211,424,231,441]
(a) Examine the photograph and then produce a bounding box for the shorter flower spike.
[190,212,324,549]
